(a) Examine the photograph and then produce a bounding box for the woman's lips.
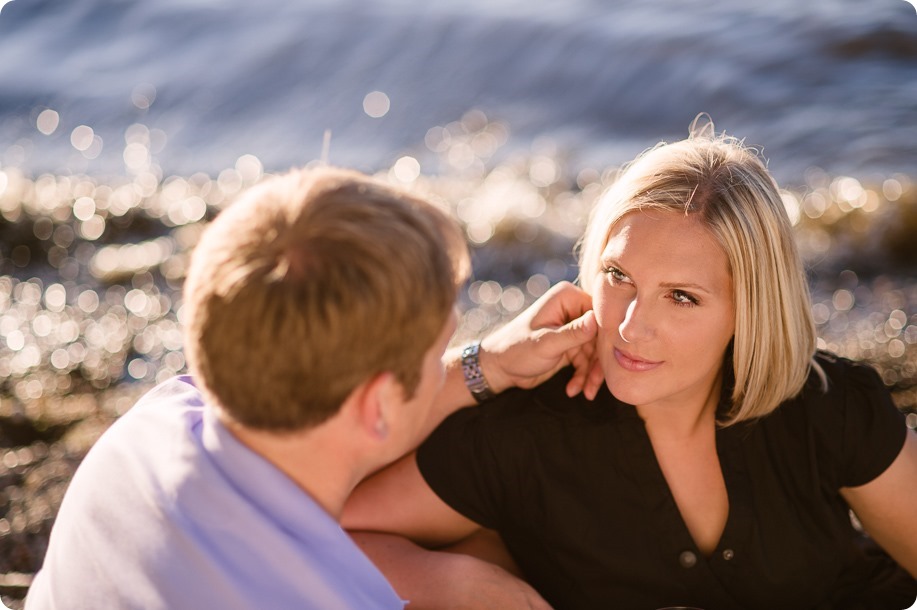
[613,347,663,372]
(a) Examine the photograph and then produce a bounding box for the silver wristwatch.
[461,341,495,403]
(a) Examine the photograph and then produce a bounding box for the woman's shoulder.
[759,350,892,446]
[771,350,906,488]
[802,350,888,402]
[476,367,630,431]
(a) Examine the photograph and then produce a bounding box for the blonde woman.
[344,127,917,609]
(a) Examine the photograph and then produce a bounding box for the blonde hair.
[578,127,821,425]
[183,166,470,431]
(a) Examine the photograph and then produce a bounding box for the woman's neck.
[636,375,723,440]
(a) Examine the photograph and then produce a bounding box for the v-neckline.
[628,410,752,561]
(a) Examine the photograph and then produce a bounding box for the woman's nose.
[618,298,653,343]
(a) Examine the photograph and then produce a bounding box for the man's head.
[183,167,470,432]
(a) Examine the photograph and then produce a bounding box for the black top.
[417,352,917,610]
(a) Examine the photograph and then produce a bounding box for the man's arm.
[344,452,476,545]
[343,453,552,609]
[421,281,601,438]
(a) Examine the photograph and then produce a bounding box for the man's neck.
[221,416,368,520]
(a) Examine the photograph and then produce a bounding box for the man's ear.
[354,372,397,441]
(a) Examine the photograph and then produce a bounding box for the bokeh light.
[69,126,95,152]
[392,156,420,183]
[130,83,157,110]
[36,109,60,136]
[363,91,391,118]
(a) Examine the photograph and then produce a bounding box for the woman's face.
[593,209,735,412]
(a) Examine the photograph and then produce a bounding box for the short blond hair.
[183,167,470,431]
[578,131,820,425]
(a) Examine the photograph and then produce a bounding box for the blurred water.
[1,0,916,184]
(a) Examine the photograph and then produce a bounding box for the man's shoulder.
[83,375,205,456]
[132,374,205,411]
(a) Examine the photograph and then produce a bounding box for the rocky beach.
[1,114,916,608]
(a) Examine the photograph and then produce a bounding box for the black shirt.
[417,353,917,610]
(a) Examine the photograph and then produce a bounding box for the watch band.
[461,341,495,403]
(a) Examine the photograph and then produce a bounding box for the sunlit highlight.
[363,91,391,118]
[36,109,60,136]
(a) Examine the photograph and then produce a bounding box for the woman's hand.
[350,531,554,610]
[446,554,555,610]
[480,281,603,400]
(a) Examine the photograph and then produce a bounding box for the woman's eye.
[672,290,699,307]
[602,266,629,283]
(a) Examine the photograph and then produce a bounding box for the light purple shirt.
[26,376,406,610]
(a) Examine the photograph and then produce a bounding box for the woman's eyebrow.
[658,280,713,294]
[600,257,629,273]
[602,255,716,295]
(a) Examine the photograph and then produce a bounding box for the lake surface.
[1,0,916,184]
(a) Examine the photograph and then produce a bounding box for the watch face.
[461,342,493,401]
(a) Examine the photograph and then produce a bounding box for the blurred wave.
[1,0,916,182]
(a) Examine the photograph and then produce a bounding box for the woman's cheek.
[592,285,613,331]
[591,287,617,351]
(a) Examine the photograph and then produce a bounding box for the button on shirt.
[679,551,698,569]
[416,353,917,610]
[27,376,405,610]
